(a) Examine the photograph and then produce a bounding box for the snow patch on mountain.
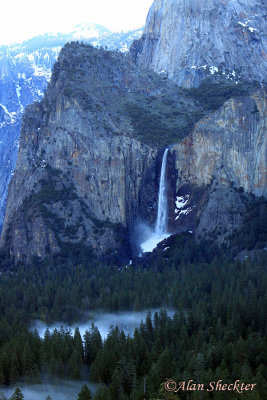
[174,195,194,221]
[15,83,24,112]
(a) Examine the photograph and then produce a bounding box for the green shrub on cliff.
[186,78,259,111]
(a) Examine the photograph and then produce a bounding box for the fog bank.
[0,379,97,400]
[30,309,176,339]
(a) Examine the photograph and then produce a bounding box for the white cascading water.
[155,148,169,234]
[140,148,170,253]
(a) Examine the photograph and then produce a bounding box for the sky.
[0,0,154,45]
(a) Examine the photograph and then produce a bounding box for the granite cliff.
[163,89,266,246]
[1,36,266,264]
[0,42,204,264]
[0,25,143,233]
[130,0,267,87]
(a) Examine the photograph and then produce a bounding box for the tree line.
[0,246,266,399]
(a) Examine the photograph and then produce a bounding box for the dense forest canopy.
[0,234,266,399]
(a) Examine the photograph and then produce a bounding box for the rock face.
[130,0,267,87]
[0,43,202,264]
[173,90,266,196]
[0,26,143,233]
[1,40,266,263]
[165,89,267,241]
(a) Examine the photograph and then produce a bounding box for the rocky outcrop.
[171,90,266,196]
[130,0,267,87]
[0,42,202,264]
[1,40,266,263]
[166,89,267,241]
[0,26,144,234]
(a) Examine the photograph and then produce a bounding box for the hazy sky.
[1,0,154,45]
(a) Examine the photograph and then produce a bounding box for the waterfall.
[140,148,170,253]
[155,148,169,234]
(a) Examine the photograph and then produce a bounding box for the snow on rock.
[15,83,24,112]
[176,207,193,219]
[0,104,17,123]
[238,20,258,33]
[32,64,51,80]
[189,65,207,70]
[174,195,194,221]
[27,53,35,62]
[209,66,218,75]
[18,72,26,79]
[175,194,190,210]
[120,44,129,53]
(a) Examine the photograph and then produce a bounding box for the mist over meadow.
[30,309,176,339]
[1,379,97,400]
[1,310,174,399]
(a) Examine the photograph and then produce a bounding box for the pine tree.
[155,349,176,385]
[21,341,34,377]
[68,348,83,379]
[157,381,182,399]
[1,347,11,386]
[0,369,5,386]
[111,356,136,397]
[9,361,20,385]
[94,385,111,400]
[145,311,153,343]
[10,387,24,400]
[132,329,150,377]
[84,324,102,366]
[74,327,84,362]
[77,384,92,400]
